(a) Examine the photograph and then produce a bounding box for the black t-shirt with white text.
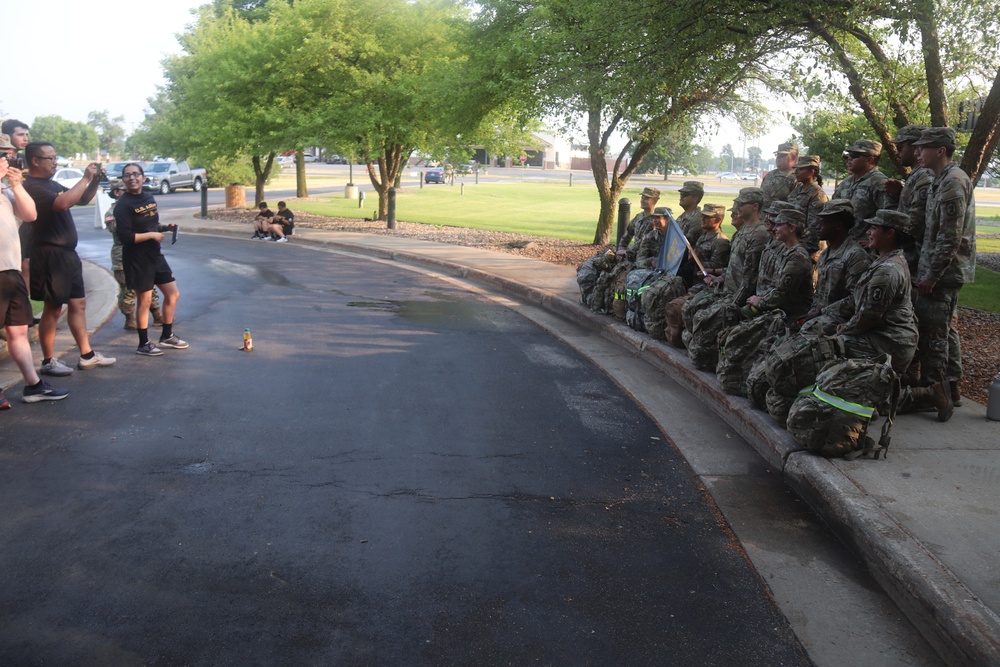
[23,176,78,250]
[114,191,162,266]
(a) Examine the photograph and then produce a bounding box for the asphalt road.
[0,219,811,666]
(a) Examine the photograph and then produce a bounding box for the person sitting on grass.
[252,202,274,239]
[268,201,294,243]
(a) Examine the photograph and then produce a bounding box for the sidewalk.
[13,208,999,665]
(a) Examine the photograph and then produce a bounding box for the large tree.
[29,115,99,157]
[772,0,1000,182]
[476,0,797,244]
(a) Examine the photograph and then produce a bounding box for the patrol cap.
[891,124,929,144]
[108,178,126,190]
[912,127,956,149]
[678,180,704,195]
[736,187,765,205]
[864,209,912,237]
[652,206,673,216]
[700,203,726,219]
[0,134,14,151]
[844,139,882,157]
[794,155,821,169]
[817,198,855,228]
[775,142,799,154]
[773,208,806,232]
[763,200,799,217]
[641,187,661,199]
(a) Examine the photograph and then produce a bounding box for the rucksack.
[765,387,796,426]
[764,332,845,399]
[744,330,787,409]
[610,263,633,320]
[664,294,692,348]
[624,268,657,332]
[716,310,786,396]
[642,274,687,340]
[687,298,741,371]
[577,252,610,306]
[786,355,900,459]
[682,285,721,334]
[591,260,627,315]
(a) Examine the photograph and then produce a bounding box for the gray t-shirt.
[1,185,24,271]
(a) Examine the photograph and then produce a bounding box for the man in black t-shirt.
[23,141,116,376]
[114,162,188,356]
[252,201,274,239]
[269,201,294,242]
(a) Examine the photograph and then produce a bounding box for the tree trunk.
[251,153,276,206]
[914,1,948,127]
[295,148,308,198]
[959,67,1000,185]
[368,143,407,221]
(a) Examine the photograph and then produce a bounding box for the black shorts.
[19,224,32,260]
[124,253,175,292]
[281,223,293,236]
[0,269,33,327]
[30,246,85,304]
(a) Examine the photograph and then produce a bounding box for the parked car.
[716,171,742,180]
[302,154,317,163]
[56,156,72,167]
[424,168,445,184]
[740,172,758,180]
[324,154,348,164]
[457,163,477,175]
[53,167,84,189]
[142,160,207,194]
[277,155,295,167]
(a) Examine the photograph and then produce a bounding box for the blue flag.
[655,210,688,275]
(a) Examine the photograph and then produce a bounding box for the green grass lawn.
[294,181,740,243]
[959,265,1000,312]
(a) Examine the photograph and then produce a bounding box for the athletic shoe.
[158,334,189,349]
[0,390,10,410]
[40,358,74,376]
[22,380,69,403]
[275,237,288,243]
[136,342,164,356]
[251,233,261,239]
[78,351,117,370]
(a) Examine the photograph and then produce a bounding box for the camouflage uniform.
[787,180,829,255]
[634,226,663,269]
[753,243,813,319]
[692,228,730,272]
[677,208,704,248]
[833,140,899,241]
[897,166,934,276]
[105,189,162,327]
[827,248,917,375]
[760,169,795,207]
[729,220,770,307]
[755,237,783,295]
[812,238,871,312]
[913,153,976,385]
[618,211,654,251]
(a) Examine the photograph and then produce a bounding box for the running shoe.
[40,358,74,376]
[136,342,164,356]
[22,380,69,403]
[78,351,117,370]
[158,335,189,349]
[275,237,288,243]
[0,389,10,410]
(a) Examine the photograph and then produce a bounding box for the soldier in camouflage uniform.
[675,181,705,247]
[104,179,162,330]
[801,199,871,325]
[787,155,829,256]
[704,187,770,307]
[685,204,730,288]
[617,186,660,252]
[760,142,797,206]
[755,200,794,297]
[822,209,918,377]
[885,124,932,277]
[633,212,668,269]
[833,139,899,245]
[911,127,976,414]
[744,208,814,322]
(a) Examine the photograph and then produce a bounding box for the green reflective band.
[812,387,874,418]
[637,285,651,294]
[614,293,627,300]
[798,385,815,395]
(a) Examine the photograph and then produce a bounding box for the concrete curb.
[183,219,1000,666]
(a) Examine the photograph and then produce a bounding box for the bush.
[204,155,273,188]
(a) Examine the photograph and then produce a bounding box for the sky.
[2,0,207,133]
[1,0,796,160]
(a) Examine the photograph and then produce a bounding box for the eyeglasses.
[35,156,59,162]
[122,172,144,179]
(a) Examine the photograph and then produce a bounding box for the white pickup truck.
[142,160,208,195]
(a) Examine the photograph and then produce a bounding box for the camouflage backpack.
[765,386,796,426]
[664,294,692,348]
[610,263,633,320]
[687,298,741,371]
[682,285,720,334]
[746,356,770,410]
[716,310,786,396]
[764,332,845,399]
[641,274,687,340]
[624,268,657,332]
[786,355,900,459]
[577,251,612,307]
